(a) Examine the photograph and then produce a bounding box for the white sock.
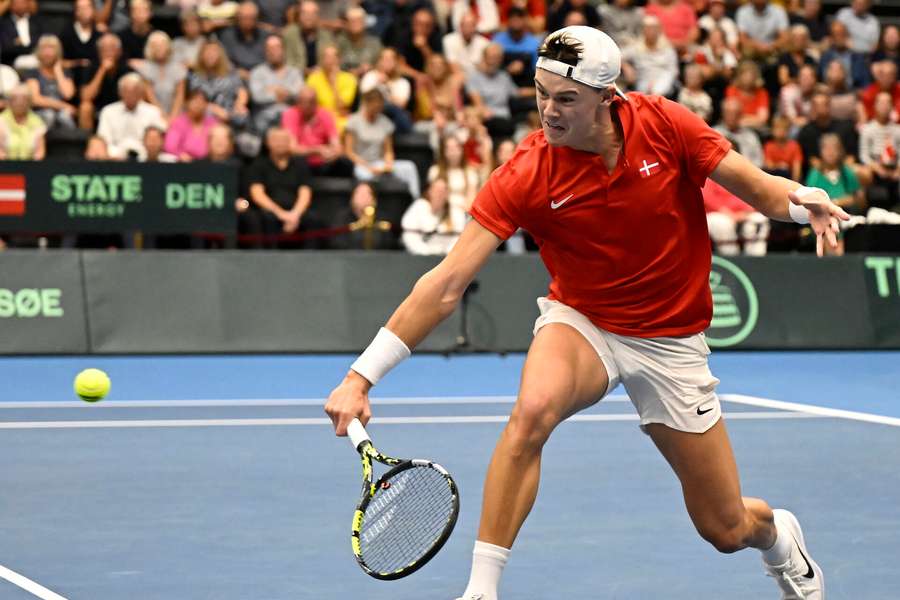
[460,540,511,600]
[761,519,793,565]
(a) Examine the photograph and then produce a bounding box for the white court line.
[0,411,820,430]
[0,564,68,600]
[0,395,629,409]
[724,394,900,428]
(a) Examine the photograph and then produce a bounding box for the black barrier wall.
[1,251,899,354]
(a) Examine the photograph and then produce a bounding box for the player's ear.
[597,85,616,105]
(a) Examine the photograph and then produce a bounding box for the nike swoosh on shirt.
[550,194,574,209]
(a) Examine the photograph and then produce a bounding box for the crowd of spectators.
[0,0,898,254]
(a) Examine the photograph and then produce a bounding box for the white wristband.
[350,327,411,385]
[788,186,825,224]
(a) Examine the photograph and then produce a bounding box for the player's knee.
[697,520,747,554]
[504,395,562,454]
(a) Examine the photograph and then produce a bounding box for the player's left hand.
[788,187,851,257]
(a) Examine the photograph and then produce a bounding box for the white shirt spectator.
[735,3,788,45]
[450,0,499,35]
[835,6,880,53]
[401,198,466,255]
[14,14,31,47]
[442,31,491,75]
[359,70,410,109]
[859,120,900,166]
[97,100,167,160]
[623,39,678,97]
[698,14,739,48]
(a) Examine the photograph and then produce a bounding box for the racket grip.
[347,418,371,450]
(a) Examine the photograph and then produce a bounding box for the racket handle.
[347,418,371,451]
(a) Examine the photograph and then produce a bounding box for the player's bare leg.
[458,323,609,600]
[647,420,824,599]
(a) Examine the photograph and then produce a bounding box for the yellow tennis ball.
[74,368,111,402]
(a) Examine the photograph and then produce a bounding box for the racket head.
[352,458,460,580]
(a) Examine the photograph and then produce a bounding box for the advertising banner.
[0,161,237,234]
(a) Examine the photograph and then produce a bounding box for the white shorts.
[533,297,722,434]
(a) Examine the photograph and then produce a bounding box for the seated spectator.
[819,20,869,90]
[0,63,20,111]
[345,87,421,199]
[60,0,101,87]
[778,63,818,130]
[0,0,42,69]
[599,0,645,50]
[449,0,499,35]
[763,115,803,180]
[84,134,109,159]
[546,0,600,35]
[725,60,770,130]
[678,64,713,122]
[176,38,249,128]
[443,11,491,77]
[131,31,187,120]
[281,87,352,177]
[493,7,542,85]
[306,44,357,133]
[494,138,517,167]
[141,125,177,162]
[336,7,382,77]
[402,178,465,255]
[414,54,464,123]
[796,90,859,174]
[164,88,219,161]
[467,43,533,140]
[643,0,698,57]
[714,97,763,166]
[622,15,679,98]
[396,8,442,77]
[859,91,900,210]
[698,0,737,52]
[360,47,412,113]
[860,61,900,122]
[459,105,495,168]
[283,0,334,74]
[172,9,204,68]
[97,72,167,160]
[789,0,828,49]
[205,122,240,167]
[777,24,817,87]
[703,178,770,256]
[219,1,270,78]
[79,33,132,130]
[328,182,396,250]
[822,60,861,123]
[835,0,879,54]
[255,0,293,29]
[120,0,153,61]
[244,126,314,248]
[694,27,737,112]
[736,0,788,61]
[96,0,130,34]
[428,134,481,211]
[198,0,238,34]
[806,134,865,229]
[871,26,900,74]
[24,35,77,130]
[249,35,303,133]
[496,0,545,34]
[0,84,45,159]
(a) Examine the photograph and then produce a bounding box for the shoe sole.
[775,509,826,600]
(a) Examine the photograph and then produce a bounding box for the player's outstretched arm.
[325,219,503,435]
[710,149,851,256]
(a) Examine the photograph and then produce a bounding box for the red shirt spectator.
[644,0,698,50]
[281,100,339,168]
[725,85,770,123]
[860,81,900,121]
[496,0,546,29]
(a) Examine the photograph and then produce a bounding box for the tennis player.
[326,26,845,600]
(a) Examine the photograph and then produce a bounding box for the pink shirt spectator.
[702,178,753,213]
[644,0,697,47]
[164,113,219,160]
[281,105,338,168]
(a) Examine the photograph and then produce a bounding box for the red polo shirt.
[470,93,731,338]
[280,106,338,167]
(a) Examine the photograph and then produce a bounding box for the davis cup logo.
[0,174,26,216]
[706,256,759,348]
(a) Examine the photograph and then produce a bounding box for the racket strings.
[359,465,455,574]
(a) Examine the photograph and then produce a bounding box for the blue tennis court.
[2,352,898,599]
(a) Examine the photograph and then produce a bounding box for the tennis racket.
[346,418,460,580]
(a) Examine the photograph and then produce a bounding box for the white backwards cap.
[536,26,627,98]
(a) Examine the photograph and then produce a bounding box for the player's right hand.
[325,370,373,436]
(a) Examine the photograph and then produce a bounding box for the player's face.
[534,71,606,147]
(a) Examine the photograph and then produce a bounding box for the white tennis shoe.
[764,509,825,599]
